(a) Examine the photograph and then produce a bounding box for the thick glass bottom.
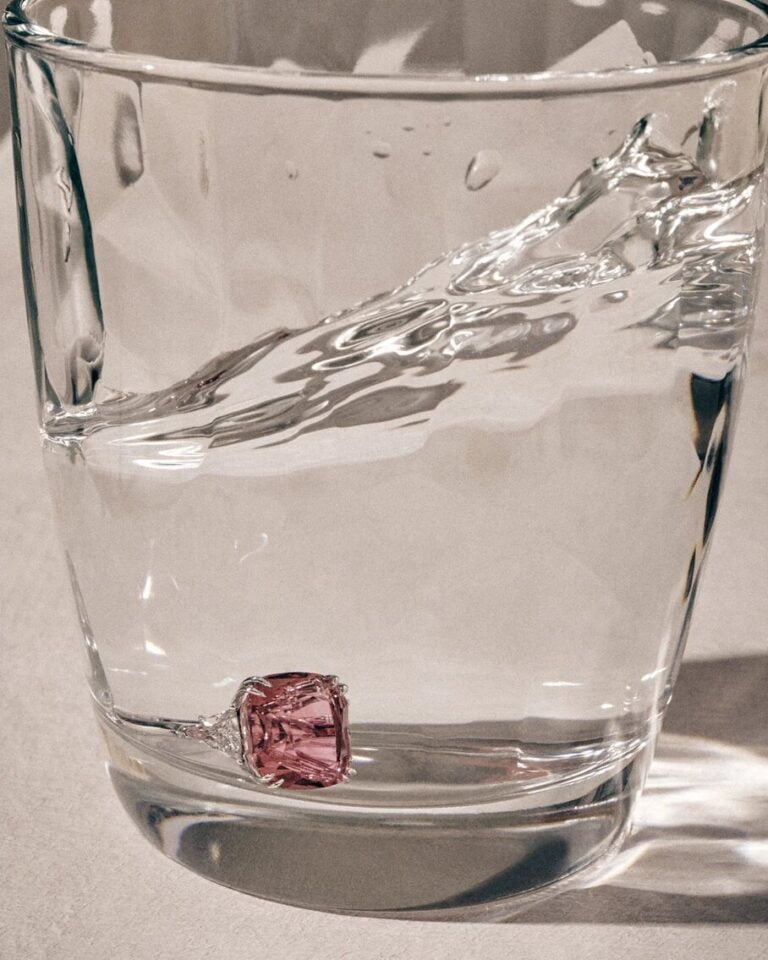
[100,712,652,920]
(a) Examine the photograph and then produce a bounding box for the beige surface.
[1,130,766,957]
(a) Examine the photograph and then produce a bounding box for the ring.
[174,672,351,790]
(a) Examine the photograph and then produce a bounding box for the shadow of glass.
[518,655,768,923]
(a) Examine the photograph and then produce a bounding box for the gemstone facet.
[237,672,350,789]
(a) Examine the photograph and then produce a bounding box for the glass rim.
[5,0,768,96]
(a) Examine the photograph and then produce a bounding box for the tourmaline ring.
[174,672,351,790]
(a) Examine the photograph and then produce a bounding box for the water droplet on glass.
[465,149,503,191]
[50,4,68,34]
[113,91,144,187]
[403,125,415,132]
[285,160,299,180]
[443,118,452,127]
[422,147,433,156]
[602,290,629,303]
[372,141,392,159]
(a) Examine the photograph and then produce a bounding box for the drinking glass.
[5,0,767,919]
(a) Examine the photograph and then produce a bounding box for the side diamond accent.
[176,708,242,760]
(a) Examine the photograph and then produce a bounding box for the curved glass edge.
[4,0,768,95]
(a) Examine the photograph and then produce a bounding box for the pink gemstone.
[238,672,350,789]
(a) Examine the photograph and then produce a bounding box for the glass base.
[100,711,651,920]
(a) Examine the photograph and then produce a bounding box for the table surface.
[1,133,767,959]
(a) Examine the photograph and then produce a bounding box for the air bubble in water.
[465,150,503,191]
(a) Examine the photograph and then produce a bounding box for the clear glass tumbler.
[5,0,768,919]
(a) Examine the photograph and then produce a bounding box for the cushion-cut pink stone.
[238,672,350,789]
